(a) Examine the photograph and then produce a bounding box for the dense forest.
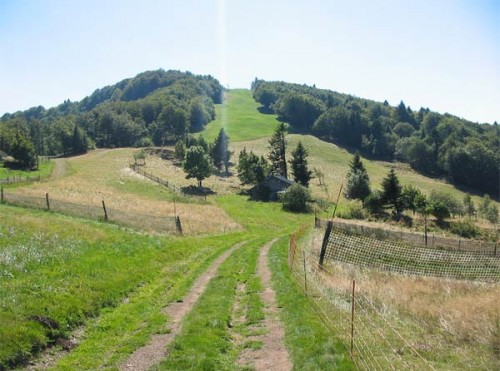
[0,70,222,167]
[252,79,499,197]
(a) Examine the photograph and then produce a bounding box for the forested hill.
[0,69,222,162]
[252,79,499,196]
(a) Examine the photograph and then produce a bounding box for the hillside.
[252,79,499,196]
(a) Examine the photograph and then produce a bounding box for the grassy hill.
[204,89,493,209]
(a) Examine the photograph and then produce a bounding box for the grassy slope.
[201,89,281,142]
[0,204,243,368]
[210,89,495,209]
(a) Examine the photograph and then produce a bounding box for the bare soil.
[120,241,246,371]
[237,239,292,370]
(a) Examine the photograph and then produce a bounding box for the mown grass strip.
[269,236,354,370]
[155,237,268,370]
[201,89,280,142]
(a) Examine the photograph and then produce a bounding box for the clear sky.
[0,0,498,123]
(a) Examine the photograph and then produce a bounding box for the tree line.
[0,70,223,169]
[252,79,499,197]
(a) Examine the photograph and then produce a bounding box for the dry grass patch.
[310,230,500,369]
[11,149,241,235]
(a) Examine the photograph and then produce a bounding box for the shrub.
[337,202,366,220]
[364,191,383,215]
[449,220,480,239]
[430,201,450,222]
[281,184,310,212]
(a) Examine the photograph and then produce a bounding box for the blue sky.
[0,0,498,123]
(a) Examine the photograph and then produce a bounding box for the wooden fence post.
[102,200,108,221]
[351,280,356,357]
[45,193,50,211]
[319,220,333,267]
[175,216,183,235]
[1,186,3,203]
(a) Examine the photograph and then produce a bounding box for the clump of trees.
[342,152,499,234]
[177,128,233,188]
[252,79,499,197]
[0,70,223,168]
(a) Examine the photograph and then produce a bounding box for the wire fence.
[289,233,437,370]
[130,164,206,199]
[316,217,497,256]
[318,220,499,283]
[1,190,180,235]
[0,174,42,184]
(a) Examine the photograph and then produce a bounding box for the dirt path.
[51,158,68,178]
[121,241,246,371]
[238,239,293,370]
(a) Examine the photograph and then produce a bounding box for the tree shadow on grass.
[181,185,216,196]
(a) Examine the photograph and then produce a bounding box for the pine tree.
[210,128,231,173]
[237,148,268,185]
[344,152,371,202]
[290,141,312,187]
[268,123,287,177]
[381,168,403,213]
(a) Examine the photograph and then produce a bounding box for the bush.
[449,220,480,239]
[430,201,450,222]
[336,202,366,220]
[364,191,383,215]
[281,184,310,212]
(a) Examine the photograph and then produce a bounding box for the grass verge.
[269,236,354,370]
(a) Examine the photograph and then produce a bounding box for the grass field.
[8,149,240,235]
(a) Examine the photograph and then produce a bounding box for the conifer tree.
[381,168,403,213]
[290,141,312,187]
[210,128,231,172]
[268,123,287,177]
[344,152,370,202]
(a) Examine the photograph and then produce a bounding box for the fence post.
[0,186,3,203]
[319,220,333,267]
[302,250,307,297]
[175,216,183,235]
[351,280,356,357]
[494,242,497,257]
[102,200,108,221]
[45,193,50,211]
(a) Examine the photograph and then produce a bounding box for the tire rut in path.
[121,241,246,371]
[238,238,293,371]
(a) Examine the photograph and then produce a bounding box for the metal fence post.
[351,280,356,357]
[319,220,333,267]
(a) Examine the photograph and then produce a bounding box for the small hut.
[249,174,294,201]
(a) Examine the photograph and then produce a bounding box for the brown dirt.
[237,239,293,370]
[120,241,246,371]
